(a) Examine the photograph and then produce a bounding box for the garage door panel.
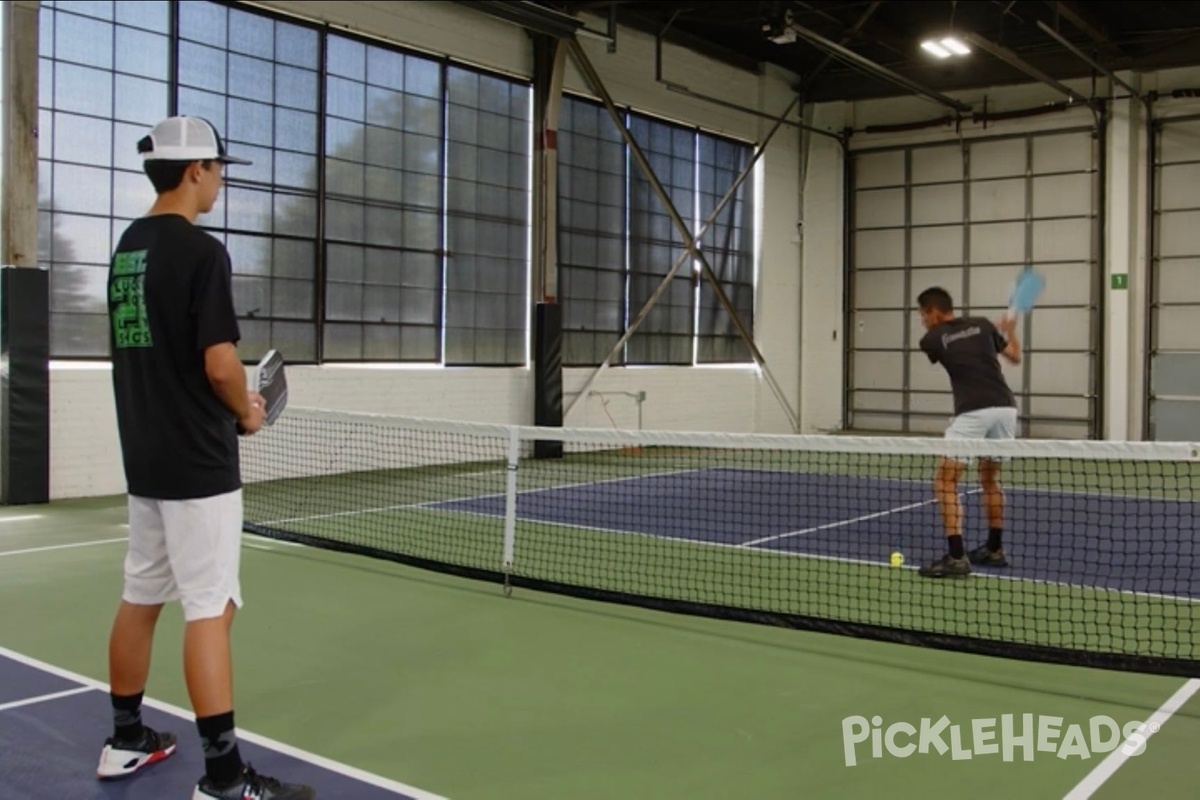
[908,390,953,414]
[966,262,1091,308]
[1033,174,1092,218]
[1158,162,1200,211]
[970,138,1027,179]
[970,222,1025,264]
[1158,120,1200,165]
[912,184,963,225]
[1032,133,1093,174]
[853,310,905,349]
[1029,307,1093,351]
[1033,218,1092,262]
[854,269,906,309]
[855,229,906,269]
[1156,258,1200,304]
[849,413,905,432]
[1158,210,1200,257]
[852,351,903,390]
[912,145,963,184]
[970,178,1025,222]
[911,226,963,266]
[1029,395,1091,422]
[1155,305,1200,350]
[856,188,905,229]
[851,390,904,412]
[1028,352,1090,396]
[855,150,906,188]
[851,133,1096,438]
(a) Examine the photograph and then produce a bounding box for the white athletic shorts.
[944,406,1019,463]
[122,489,244,622]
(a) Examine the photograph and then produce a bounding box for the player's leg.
[970,406,1018,567]
[920,411,985,578]
[168,489,315,800]
[98,496,179,780]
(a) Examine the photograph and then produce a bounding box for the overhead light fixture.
[921,36,971,59]
[941,37,970,55]
[922,40,952,58]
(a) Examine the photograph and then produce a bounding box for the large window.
[38,0,171,358]
[37,0,531,365]
[177,0,321,361]
[322,35,443,361]
[557,96,756,367]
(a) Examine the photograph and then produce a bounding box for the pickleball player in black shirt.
[98,116,315,800]
[915,287,1022,578]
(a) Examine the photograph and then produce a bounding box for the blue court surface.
[430,467,1200,600]
[0,649,445,800]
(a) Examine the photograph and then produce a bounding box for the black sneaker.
[968,545,1009,567]
[918,554,971,578]
[96,726,177,780]
[193,763,316,800]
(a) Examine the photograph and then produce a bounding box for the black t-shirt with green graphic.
[108,214,242,500]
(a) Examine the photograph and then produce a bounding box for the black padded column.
[533,301,563,459]
[1,266,50,504]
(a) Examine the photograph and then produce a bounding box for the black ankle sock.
[111,691,145,742]
[948,535,964,559]
[197,711,244,786]
[987,527,1003,551]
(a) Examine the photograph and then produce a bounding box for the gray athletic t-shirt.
[919,316,1016,416]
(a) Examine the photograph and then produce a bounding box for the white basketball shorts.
[122,489,244,621]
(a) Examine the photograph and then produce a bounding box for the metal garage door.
[1149,114,1200,441]
[847,128,1101,439]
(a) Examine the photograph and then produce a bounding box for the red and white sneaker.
[97,726,177,779]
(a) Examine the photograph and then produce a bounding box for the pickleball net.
[240,407,1200,677]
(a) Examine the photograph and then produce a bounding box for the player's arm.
[196,247,264,433]
[204,343,262,432]
[995,317,1021,365]
[919,332,939,364]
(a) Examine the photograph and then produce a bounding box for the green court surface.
[1,498,1198,799]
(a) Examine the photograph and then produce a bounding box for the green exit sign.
[1111,274,1129,290]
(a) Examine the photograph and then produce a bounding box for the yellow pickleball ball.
[890,551,905,567]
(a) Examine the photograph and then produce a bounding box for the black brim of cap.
[217,154,253,165]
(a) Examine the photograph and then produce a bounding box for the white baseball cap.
[137,116,252,165]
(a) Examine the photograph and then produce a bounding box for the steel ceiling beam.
[786,21,972,112]
[1047,1,1125,58]
[1036,19,1140,99]
[797,0,885,93]
[453,1,583,39]
[963,31,1093,106]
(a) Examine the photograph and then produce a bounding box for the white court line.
[0,645,448,800]
[0,515,43,525]
[0,537,128,558]
[740,489,982,548]
[0,686,92,713]
[1062,678,1200,799]
[245,533,301,548]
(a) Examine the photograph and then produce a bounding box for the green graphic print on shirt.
[110,250,153,349]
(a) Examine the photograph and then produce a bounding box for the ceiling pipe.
[785,21,972,112]
[1035,19,1141,99]
[962,31,1093,106]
